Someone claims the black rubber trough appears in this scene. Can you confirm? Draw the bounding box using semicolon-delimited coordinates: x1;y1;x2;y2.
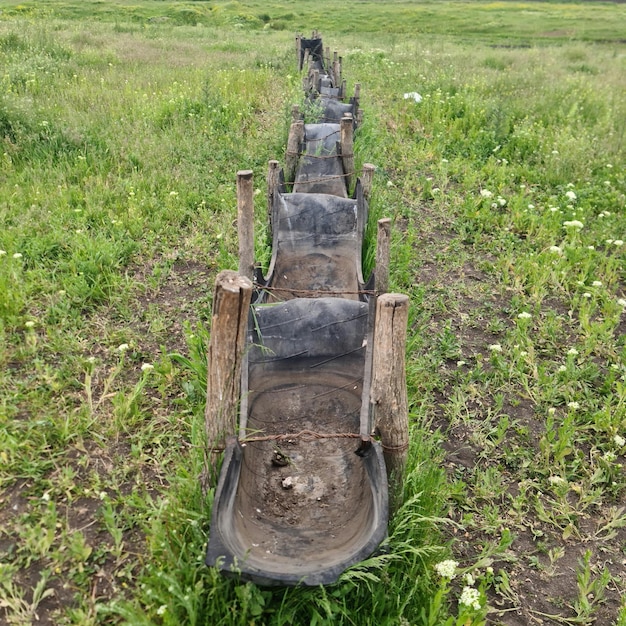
206;297;388;586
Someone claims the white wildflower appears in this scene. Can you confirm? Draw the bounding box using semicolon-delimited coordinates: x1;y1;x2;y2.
488;343;502;352
13;252;23;259
141;363;154;372
156;605;167;616
549;245;562;255
563;220;583;230
498;197;506;206
567;401;580;410
582;292;591;299
24;321;35;329
434;559;458;579
403;92;422;103
592;281;602;287
548;475;566;486
550;206;559;213
614;240;624;247
558;365;567;372
617;298;626;307
604;451;617;462
567;348;579;356
480;189;493;198
565;190;577;201
614;435;625;448
0;250;6;256
606;239;614;245
528;204;535;210
517;312;532;320
587;246;595;250
548;408;556;415
117;343;129;353
459;586;481;611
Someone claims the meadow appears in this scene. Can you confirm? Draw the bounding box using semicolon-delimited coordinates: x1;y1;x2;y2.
0;0;625;624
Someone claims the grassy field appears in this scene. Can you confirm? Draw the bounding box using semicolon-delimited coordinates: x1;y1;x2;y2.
1;1;625;624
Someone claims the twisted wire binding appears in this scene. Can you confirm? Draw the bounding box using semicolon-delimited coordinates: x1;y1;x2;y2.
254;283;375;297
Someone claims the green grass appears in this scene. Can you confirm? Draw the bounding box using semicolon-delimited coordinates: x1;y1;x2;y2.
1;1;625;625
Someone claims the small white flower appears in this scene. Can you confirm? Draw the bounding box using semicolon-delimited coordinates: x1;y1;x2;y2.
519;350;528;357
567;348;579;356
614;435;625;448
87;356;96;364
432;187;440;193
58;290;66;295
386;180;394;188
0;250;6;256
565;190;577;201
488;343;502;352
563;220;584;230
25;321;35;329
441;158;449;163
156;605;167;616
517;312;532;320
459;586;481;611
42;492;50;501
498;197;506;206
528;204;535;210
567;401;580;410
548;475;566;486
617;298;626;307
606;164;613;168
456;360;466;367
99;491;107;500
550;206;559;213
434;560;458;579
549;245;562;255
614;240;624;247
592;281;602;287
604;451;617;462
582;292;591;298
558;365;567;372
464;573;475;586
403;92;422;102
480;189;493;198
552;150;559;155
169;191;178;197
587;246;595;250
13;252;23;259
117;343;129;352
606;239;614;245
548;408;556;415
141;363;154;372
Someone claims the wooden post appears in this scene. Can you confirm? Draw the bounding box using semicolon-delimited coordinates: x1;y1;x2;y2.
333;51;339;86
371;293;410;513
340;79;347;100
376;218;391;294
312;68;319;93
267;159;280;232
205;270;253;478
296;35;302;70
353;83;361;107
340;114;354;193
361;163;376;200
291;104;301;122
237;170;254;280
286;120;304;184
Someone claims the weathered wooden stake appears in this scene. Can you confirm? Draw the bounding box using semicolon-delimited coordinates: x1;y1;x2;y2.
376;218;391;294
371;293;410;514
361;163;376;201
286;119;304;184
312;68;319;93
340;114;354;193
237;170;254;280
267;159;280;230
291;104;301;122
296;35;302;70
205;270;253;480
